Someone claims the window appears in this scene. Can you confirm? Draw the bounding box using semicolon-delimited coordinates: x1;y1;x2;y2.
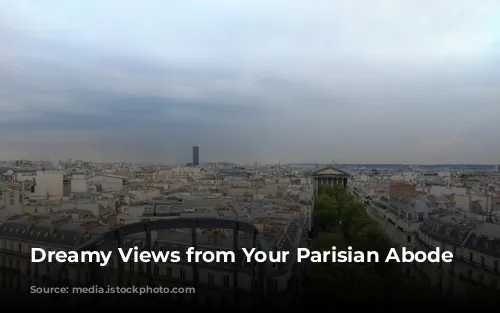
407;236;411;243
494;261;498;272
480;256;485;266
479;274;484;284
208;273;214;285
138;262;143;272
129;260;134;272
153;265;159;275
469;252;473;261
166;267;172;278
223;275;230;287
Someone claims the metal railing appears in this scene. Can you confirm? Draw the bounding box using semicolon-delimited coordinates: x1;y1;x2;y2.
51;218;285;308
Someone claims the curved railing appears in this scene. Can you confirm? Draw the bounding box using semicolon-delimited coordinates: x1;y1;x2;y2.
52;218;277;306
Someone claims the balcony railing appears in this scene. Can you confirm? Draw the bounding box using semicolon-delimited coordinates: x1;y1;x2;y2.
453;255;500;277
416;237;500;277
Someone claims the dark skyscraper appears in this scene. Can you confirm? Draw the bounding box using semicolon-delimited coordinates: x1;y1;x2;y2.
192;146;199;166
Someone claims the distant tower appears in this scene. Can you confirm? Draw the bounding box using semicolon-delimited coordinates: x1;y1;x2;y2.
192;146;199;166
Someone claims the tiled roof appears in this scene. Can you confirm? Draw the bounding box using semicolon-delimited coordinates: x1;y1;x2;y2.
0;215;110;248
421;216;500;258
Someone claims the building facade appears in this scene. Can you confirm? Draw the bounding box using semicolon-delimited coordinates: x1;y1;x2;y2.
0;214;307;308
311;166;349;200
416;214;500;297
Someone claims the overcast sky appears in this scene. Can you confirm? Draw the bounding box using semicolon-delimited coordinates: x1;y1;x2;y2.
0;0;499;164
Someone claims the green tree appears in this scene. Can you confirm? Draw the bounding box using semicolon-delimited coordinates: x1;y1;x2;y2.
313;208;339;232
318;184;335;198
314;193;334;211
311;232;346;250
304;184;443;307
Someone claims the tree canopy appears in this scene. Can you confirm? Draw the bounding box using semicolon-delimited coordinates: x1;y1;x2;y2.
302;185;447;307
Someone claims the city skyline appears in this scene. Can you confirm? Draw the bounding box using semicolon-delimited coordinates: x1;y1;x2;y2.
0;0;499;164
1;157;499;167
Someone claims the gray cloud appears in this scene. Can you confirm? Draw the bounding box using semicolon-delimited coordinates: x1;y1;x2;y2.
0;0;499;164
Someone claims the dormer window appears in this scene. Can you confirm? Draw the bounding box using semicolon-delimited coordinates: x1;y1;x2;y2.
484;240;489;249
445;228;452;235
472;238;477;245
36;232;40;236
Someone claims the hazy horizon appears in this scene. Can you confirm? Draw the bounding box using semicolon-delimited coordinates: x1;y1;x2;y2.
1;0;499;164
2;159;498;166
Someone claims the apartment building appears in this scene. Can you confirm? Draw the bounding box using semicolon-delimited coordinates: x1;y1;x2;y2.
0;212;306;308
87;175;124;192
416;212;500;297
